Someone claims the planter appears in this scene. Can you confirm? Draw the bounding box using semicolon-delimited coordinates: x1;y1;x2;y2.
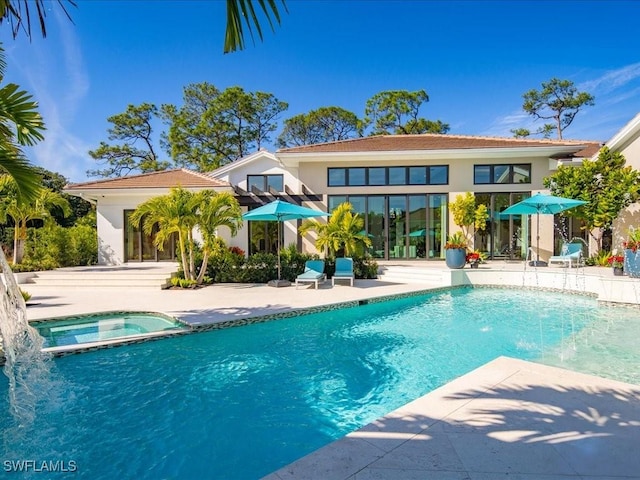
624;249;640;278
469;262;479;269
613;266;624;276
445;248;467;269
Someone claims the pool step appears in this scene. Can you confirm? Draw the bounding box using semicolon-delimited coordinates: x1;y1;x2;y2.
26;265;178;289
377;265;447;285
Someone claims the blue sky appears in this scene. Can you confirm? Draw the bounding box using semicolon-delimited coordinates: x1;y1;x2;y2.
2;0;640;183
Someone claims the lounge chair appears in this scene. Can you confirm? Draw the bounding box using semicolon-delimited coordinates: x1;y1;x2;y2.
548;243;584;267
332;257;354;286
295;260;326;289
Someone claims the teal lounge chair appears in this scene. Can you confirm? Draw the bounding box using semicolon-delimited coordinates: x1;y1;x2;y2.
332;257;354;286
295;260;326;289
548;243;584;268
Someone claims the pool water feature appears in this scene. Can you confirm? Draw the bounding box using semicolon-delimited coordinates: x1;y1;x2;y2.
1;288;637;479
31;313;188;349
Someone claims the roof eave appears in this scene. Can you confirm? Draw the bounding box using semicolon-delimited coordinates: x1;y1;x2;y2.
605;112;640;155
277;145;589;167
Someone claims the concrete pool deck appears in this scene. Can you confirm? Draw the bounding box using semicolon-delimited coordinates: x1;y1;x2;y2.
265;356;640;480
19;261;640;479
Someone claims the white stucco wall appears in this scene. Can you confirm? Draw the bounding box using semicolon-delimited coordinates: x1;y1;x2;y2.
611;127;640;252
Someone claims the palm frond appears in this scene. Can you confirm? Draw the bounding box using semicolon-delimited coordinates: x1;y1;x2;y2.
224;0;287;53
0;146;42;202
0;0;76;39
0;83;46;145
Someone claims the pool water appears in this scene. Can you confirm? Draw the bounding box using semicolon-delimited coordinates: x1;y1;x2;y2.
1;288;638;479
32;313;186;348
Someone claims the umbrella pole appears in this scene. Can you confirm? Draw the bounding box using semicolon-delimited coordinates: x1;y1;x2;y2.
277;220;281;280
269;217;291;287
530;211;547;267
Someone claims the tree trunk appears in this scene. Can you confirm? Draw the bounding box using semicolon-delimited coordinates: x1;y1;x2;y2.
12;223;26;264
177;232;190;281
196;251;210;285
12;239;24;264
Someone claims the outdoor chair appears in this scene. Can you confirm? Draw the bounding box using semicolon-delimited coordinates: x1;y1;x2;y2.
295;260;326;289
548;243;584;268
332;257;354;286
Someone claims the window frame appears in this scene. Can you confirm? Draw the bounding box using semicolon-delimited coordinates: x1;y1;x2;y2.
474;164;531;185
328;165;450;187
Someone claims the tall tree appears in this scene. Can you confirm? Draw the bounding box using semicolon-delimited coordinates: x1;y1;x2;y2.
162;83;287;171
130;187;242;285
33;166;92;226
544;147;640;249
194;190;242;284
521;78;595;140
277;106;361;148
364;89;449;135
87;103;170;178
0;175;71;263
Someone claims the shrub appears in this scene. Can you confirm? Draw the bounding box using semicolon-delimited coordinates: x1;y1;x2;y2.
18;222;97;270
588;250;611;267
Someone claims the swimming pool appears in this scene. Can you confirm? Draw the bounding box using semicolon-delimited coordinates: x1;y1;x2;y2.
31;312;188;349
2;288;638;479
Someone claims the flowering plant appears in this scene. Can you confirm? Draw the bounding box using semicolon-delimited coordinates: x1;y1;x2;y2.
623;227;640;252
465;250;485;264
607;255;624;268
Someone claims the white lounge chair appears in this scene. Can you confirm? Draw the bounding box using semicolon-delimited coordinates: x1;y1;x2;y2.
548;243;584;267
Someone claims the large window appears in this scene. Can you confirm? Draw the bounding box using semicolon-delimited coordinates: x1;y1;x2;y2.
247;174;284;193
328;166;449;187
474;164;531;184
328;194;448;260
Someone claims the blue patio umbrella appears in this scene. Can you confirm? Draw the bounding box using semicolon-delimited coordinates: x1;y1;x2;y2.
242;199;329;286
501;193;586;266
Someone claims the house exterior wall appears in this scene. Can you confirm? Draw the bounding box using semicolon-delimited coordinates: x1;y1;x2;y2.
96;196;139;264
294;154;556;260
612;131;640;251
215;154;299;194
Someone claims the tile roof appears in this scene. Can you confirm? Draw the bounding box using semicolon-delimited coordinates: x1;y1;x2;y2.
66;169;229;190
278;133;602;156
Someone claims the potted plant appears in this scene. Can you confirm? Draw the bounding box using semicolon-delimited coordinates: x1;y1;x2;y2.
444;232;468;269
623;227;640;278
466;249;486;269
607;254;624;276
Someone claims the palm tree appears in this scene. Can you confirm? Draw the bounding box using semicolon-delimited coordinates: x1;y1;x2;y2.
130;187;199;281
0;43;44;202
194;190;242;284
130;187;242;284
300;202;372;257
0;176;71;263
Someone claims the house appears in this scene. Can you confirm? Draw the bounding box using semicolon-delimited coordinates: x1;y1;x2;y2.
65;169;231;264
605;113;640;250
66;134;605;265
